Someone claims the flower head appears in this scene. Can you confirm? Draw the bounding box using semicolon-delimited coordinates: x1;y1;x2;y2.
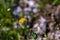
19;18;26;24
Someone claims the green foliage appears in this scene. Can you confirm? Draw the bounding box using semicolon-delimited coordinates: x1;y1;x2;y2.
31;31;38;39
0;0;17;39
0;30;18;40
0;0;15;28
52;0;60;5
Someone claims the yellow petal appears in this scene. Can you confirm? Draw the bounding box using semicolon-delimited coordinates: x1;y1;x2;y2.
19;18;26;24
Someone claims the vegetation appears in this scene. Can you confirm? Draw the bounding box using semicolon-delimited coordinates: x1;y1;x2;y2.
0;0;60;40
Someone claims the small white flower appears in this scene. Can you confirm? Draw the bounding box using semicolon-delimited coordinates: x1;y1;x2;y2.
2;27;10;31
37;36;42;40
7;8;10;11
33;8;38;13
43;37;46;40
55;30;60;40
48;32;54;39
28;0;35;8
13;22;18;29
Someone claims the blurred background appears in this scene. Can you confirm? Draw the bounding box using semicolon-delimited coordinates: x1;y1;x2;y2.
0;0;60;40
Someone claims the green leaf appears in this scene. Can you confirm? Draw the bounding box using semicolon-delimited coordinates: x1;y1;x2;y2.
31;31;37;39
52;0;60;5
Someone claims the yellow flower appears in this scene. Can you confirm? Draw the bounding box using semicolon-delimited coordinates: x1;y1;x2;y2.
19;18;26;24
